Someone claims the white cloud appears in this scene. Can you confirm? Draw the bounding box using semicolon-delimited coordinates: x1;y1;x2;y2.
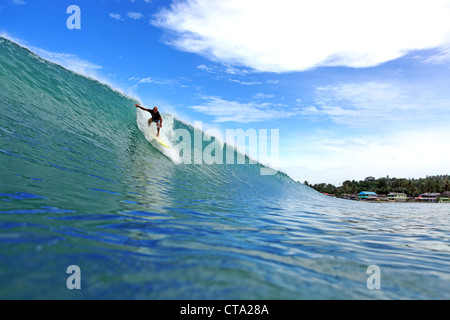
109;13;124;21
13;0;26;5
281;127;450;185
253;93;274;99
197;64;212;72
127;12;144;20
196;63;250;75
228;78;262;85
138;77;156;83
421;46;450;64
153;0;450;72
283;80;450;183
223;65;249;75
300;81;450;127
190;96;296;123
136;76;174;85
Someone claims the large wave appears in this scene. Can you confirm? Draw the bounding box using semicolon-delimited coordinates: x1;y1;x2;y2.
2;37;449;300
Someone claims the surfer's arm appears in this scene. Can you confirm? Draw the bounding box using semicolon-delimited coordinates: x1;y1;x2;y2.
134;104;149;112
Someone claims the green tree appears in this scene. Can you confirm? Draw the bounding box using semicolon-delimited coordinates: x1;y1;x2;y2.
375;178;389;195
305;174;449;198
443;178;450;192
425;179;438;192
342;180;352;194
406;179;417;197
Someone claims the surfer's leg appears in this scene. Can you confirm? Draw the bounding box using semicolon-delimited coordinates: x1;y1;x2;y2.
148;118;153;126
156;122;161;137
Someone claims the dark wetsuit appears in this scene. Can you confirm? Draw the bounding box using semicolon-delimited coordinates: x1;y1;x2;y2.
148;109;161;122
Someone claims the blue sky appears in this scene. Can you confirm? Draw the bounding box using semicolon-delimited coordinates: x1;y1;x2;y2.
1;0;450;185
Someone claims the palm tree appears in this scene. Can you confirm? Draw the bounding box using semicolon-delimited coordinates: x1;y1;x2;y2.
406;179;417;197
442;178;450;192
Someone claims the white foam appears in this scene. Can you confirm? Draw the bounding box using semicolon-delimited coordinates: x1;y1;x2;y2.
136;108;181;164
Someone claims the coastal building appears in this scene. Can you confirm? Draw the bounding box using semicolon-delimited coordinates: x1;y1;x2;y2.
430;193;441;202
416;193;428;201
364;176;376;181
358;191;378;201
323;193;336;198
439;191;450;203
417;193;441;202
387;192;407;202
343;194;358;200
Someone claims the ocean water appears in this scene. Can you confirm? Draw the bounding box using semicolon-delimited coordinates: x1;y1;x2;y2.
1;37;449;300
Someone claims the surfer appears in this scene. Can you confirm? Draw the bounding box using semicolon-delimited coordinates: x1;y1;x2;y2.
135;104;163;137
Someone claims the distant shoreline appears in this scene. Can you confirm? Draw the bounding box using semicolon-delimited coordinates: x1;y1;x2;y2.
304;175;450;203
342;199;448;204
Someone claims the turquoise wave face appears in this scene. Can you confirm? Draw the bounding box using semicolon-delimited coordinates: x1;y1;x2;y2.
1;37;449;299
